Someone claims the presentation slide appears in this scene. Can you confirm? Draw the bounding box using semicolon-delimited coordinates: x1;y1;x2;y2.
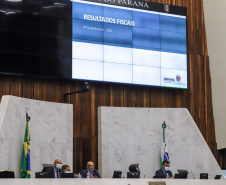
72;0;187;89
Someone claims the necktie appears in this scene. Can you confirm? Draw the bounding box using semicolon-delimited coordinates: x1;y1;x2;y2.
90;173;92;178
56;170;60;178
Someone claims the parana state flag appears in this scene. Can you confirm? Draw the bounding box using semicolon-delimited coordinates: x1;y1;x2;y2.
21;114;31;178
160;121;169;168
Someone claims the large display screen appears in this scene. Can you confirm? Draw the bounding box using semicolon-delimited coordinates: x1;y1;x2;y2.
72;0;187;88
0;0;187;89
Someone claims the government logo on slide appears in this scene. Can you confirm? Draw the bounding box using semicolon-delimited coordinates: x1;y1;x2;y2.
176;75;181;82
164;4;170;12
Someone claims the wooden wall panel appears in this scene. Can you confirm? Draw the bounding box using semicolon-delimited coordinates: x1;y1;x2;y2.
0;0;221;172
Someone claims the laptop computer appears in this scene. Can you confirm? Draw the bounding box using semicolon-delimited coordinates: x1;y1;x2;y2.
200;173;208;179
174;173;187;179
61;173;74;178
35;172;49;178
127;172;140;178
153;174;167;178
112;171;122;178
214;175;221;179
0;170;15;178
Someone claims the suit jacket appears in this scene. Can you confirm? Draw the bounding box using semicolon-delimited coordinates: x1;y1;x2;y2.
155;168;173;178
42;167;64;178
80;169;101;178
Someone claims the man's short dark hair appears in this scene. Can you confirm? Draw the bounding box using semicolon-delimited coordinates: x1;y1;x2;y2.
62;164;69;170
162;160;170;165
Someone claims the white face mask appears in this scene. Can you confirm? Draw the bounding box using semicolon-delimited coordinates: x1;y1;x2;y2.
65;170;71;173
56;163;62;169
165;166;170;171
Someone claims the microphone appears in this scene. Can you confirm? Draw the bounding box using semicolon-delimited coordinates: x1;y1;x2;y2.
191;171;195;179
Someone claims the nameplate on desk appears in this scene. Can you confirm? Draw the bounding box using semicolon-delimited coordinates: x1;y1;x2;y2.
148;181;166;185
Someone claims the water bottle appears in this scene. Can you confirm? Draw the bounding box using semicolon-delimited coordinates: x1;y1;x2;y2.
122;172;126;178
78;173;81;178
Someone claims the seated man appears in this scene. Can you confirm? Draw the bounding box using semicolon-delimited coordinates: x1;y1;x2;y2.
62;164;71;173
42;159;64;178
80;161;101;178
155;160;173;179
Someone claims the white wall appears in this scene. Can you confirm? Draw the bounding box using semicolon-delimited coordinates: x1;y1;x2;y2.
98;107;223;179
203;0;226;149
0;95;73;178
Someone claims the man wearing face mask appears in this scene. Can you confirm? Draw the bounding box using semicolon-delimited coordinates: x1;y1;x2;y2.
62;164;71;173
42;159;64;178
80;161;101;178
155;160;174;179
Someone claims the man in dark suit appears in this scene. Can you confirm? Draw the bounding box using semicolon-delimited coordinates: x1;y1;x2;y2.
155;160;173;179
42;159;64;178
80;161;101;178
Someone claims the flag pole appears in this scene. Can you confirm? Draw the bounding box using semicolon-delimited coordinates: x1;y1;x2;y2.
21;112;31;178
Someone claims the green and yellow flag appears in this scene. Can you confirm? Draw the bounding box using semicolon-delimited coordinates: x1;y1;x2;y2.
21;114;31;178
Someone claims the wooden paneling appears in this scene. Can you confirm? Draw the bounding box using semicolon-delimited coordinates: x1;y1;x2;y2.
218;149;226;168
0;0;220;172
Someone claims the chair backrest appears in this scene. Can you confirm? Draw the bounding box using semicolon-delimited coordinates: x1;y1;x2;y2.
43;164;54;168
129;164;140;172
177;169;188;175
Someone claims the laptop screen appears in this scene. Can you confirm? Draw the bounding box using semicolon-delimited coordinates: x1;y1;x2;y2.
61;173;74;178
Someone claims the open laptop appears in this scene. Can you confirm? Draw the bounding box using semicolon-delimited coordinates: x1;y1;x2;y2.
177;169;188;178
112;171;122;178
127;172;140;178
0;170;15;178
177;169;188;175
35;172;50;178
61;173;74;178
200;173;208;179
214;175;221;179
174;173;187;179
153;174;167;178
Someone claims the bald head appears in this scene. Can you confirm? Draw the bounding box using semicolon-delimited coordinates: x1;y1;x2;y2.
54;159;62;169
86;161;94;172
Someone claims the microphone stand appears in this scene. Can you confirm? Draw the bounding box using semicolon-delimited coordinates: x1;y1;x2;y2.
63;82;90;103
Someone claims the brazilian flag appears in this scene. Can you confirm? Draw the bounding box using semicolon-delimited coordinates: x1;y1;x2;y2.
21;115;31;178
